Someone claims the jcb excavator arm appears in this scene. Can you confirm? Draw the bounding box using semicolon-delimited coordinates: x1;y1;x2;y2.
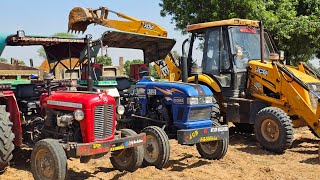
248;62;320;137
68;6;181;80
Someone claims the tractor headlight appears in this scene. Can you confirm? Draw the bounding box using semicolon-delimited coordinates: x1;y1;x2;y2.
205;96;213;104
117;105;125;115
74;109;84;121
187;97;198;105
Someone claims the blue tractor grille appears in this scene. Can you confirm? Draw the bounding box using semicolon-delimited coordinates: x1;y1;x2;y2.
94;105;114;139
188;107;211;120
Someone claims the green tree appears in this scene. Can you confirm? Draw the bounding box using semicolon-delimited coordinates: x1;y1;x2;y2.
96;56;112;66
0;58;7;63
149;65;160;78
160;0;320;64
17;60;25;65
172;50;180;61
37;32;76;59
124;59;144;76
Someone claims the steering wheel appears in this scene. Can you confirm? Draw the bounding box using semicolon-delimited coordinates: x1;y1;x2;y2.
33;85;46;94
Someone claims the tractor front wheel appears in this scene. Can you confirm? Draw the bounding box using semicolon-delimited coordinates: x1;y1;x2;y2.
0;105;15;172
141;126;170;169
31;139;67;180
254;107;294;153
196;122;228;160
110;129;144;172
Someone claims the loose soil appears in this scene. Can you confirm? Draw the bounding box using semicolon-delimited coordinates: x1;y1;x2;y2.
1;127;319;180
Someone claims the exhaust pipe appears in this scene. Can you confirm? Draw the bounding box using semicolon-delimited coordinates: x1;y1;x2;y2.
181;39;189;83
86;34;93;91
259;20;265;63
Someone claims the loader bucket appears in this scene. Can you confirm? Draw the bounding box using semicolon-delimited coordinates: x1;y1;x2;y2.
68;7;93;33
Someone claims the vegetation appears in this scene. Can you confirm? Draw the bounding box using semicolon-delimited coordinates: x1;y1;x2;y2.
124;59;159;78
96;56;112;66
0;58;7;63
160;0;320;64
124;59;143;76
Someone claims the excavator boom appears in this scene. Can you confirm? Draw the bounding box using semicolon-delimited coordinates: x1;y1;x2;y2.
68;6;167;36
68;6;180;80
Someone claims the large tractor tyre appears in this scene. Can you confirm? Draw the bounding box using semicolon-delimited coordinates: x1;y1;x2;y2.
31;139;67;180
141;126;170;169
254;107;294;153
110;129;144;172
0;105;15;172
234;123;254;134
196;122;228;160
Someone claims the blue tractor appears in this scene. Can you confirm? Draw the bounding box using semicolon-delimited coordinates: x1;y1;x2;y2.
88;31;229;169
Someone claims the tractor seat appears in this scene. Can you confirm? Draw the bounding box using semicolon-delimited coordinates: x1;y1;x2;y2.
116;77;131;91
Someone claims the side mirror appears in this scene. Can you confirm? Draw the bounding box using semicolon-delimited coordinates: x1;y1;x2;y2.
279;50;285;60
191;66;202;75
269;53;280;61
191;65;202;84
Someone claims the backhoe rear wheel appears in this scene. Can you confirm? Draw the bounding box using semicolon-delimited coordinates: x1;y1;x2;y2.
196;122;228;160
0;105;15;172
254;107;293;153
110;129;144;172
141;126;170;169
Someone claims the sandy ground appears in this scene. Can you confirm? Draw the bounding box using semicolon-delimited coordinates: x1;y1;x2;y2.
1;127;319;180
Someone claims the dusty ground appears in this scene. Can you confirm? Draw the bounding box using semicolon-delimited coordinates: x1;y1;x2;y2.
1;127;319;180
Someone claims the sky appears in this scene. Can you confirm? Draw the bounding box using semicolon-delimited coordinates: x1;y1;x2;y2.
0;0;188;66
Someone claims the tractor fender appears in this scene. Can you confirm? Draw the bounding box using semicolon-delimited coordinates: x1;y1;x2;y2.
187;74;221;93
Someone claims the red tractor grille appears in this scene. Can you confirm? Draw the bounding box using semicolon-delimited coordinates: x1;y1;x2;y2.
94;105;114;139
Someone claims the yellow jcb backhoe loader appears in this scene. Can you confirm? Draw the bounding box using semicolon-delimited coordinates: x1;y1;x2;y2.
177;19;320;154
68;6;181;80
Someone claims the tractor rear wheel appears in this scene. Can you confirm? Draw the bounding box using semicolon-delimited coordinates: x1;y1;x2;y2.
110;129;144;172
31;139;67;180
0;105;15;172
196;122;228;160
254;107;293;153
141;126;170;169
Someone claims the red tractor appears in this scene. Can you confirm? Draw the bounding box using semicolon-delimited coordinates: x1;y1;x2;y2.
0;31;146;180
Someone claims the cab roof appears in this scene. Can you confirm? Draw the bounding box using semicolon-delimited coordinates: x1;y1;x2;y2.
96;31;176;64
187;18;260;32
3;32;86;64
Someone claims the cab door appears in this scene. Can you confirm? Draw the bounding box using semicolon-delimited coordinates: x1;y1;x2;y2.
202;27;234;97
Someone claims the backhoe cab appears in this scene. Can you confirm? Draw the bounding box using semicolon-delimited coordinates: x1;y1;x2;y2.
184;19;320;153
185;19;277;98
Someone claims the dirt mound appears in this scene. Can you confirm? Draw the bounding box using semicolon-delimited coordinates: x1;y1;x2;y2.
1;127;319;180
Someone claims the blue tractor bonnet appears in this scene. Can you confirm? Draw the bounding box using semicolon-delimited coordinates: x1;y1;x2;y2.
137;77;213;97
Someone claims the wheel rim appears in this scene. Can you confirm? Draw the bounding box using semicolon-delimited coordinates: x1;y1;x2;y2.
144;134;160;163
199;141;218;154
113;148;133;167
261;118;280;142
35;149;55;179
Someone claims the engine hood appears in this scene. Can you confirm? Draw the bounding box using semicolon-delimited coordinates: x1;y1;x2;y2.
136;78;213;97
42;91;115;110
